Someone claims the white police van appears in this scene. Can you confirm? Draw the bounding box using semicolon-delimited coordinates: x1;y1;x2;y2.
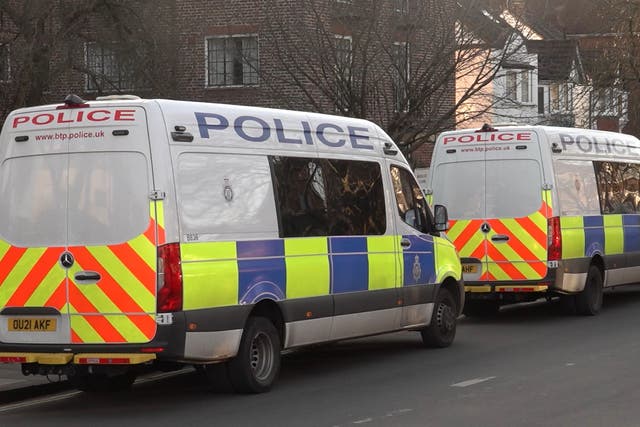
0;95;463;393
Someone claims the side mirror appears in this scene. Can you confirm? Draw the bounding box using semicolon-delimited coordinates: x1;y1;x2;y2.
434;204;449;232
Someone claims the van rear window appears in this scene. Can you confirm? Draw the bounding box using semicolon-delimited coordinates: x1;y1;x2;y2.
0;152;149;247
433;159;541;219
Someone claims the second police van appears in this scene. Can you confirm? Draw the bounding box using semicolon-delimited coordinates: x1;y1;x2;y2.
0;95;463;393
428;124;640;316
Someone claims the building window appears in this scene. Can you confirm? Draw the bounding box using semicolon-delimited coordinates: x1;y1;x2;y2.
537;87;545;114
85;43;135;91
550;83;560;112
391;42;409;112
394;0;409;14
0;44;9;81
335;35;352;80
506;70;531;103
206;35;258;87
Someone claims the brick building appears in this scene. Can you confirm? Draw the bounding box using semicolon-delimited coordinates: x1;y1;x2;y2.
0;0;456;168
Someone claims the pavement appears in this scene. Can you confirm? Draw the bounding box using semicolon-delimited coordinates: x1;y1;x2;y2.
0;363;72;404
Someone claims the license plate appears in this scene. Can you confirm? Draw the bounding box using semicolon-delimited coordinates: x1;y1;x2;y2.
8;317;57;332
462;264;478;274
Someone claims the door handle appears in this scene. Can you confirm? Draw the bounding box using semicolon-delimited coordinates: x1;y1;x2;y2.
74;271;101;284
491;234;510;242
400;238;411;248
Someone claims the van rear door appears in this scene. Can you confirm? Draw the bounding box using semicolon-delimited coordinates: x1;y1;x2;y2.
432;130;550;283
0;104;159;345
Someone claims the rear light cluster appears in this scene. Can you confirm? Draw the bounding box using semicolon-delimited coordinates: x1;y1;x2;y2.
547;216;562;261
157;243;183;313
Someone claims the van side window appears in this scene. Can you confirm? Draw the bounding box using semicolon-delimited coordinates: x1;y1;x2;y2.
554;159;600;216
594;161;640;214
271;156;386;237
390;165;431;233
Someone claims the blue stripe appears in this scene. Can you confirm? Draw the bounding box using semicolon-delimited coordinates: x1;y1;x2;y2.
402;235;436;286
624;225;640;252
583;215;603;227
330;237;368;293
584;227;604;257
622;215;640;226
237;239;284;258
238;258;286;304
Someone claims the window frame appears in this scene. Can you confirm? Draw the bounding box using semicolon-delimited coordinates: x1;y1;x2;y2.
205;34;259;88
84;42;136;92
391;41;410;112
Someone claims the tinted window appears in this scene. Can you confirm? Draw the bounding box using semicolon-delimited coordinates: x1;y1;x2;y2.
0;152;149;247
432;161;485;219
271;157;386;237
594;161;640;214
554;160;600;216
485;159;541;218
390;165;431;233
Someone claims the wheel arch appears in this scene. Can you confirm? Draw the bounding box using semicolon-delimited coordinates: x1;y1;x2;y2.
247;299;285;349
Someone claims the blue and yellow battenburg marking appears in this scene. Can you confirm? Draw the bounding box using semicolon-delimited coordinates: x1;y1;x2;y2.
560;214;638;259
180;235;439;310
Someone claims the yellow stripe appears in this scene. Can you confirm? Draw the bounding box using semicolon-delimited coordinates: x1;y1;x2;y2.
181;242;239;309
85;246;155;312
285;238;329;298
498;218;546;259
0;247;46;306
604;215;624;254
0;240;11;261
69;312;105;343
102;315;149;343
127;233;156;270
25;266;66;307
367;236;396;290
560;216;585;259
487;261;511;281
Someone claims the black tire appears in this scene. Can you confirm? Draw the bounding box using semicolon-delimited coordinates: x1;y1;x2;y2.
227;316;281;393
463;300;500;318
575;265;603;316
421;287;457;348
69;372;136;392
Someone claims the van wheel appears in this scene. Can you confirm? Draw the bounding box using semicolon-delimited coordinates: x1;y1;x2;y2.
227;316;281;393
463;300;500;318
421;288;457;348
575;265;603;316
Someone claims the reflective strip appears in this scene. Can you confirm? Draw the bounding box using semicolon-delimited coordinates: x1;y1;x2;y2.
433;237;462;283
284;238;329;298
604;215;624;254
366;236;397;290
560;216;585;259
181;241;239;310
465;285;491;293
0;353;73;364
495;285;548;292
74;353;156;365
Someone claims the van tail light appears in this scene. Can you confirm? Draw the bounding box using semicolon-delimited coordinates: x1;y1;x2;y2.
547;216;562;261
157;243;183;313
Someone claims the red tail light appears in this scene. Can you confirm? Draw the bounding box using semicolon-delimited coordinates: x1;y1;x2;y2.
547;216;562;261
157;243;183;312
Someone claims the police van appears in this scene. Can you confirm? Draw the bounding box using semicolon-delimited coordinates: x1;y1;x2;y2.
427;124;640;317
0;95;463;393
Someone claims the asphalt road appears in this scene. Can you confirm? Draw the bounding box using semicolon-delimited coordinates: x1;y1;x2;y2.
2;287;640;427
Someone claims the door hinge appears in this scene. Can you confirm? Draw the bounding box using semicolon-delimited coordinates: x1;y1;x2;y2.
149;190;166;201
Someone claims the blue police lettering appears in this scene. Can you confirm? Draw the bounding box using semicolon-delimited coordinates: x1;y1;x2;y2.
559;133;640;156
235;116;270;142
194;112;374;150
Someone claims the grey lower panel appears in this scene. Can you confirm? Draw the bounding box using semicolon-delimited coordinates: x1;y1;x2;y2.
183;329;242;361
331;307;401;341
284;317;333;348
604;265;640;287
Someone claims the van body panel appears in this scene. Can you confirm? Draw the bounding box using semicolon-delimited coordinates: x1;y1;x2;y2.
0;98;463;383
0;106;158;345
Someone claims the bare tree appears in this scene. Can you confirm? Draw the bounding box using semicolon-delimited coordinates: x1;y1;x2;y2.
254;0;533;161
0;0;176;116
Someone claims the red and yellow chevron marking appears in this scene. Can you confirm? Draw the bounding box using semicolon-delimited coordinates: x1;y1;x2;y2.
448;195;552;282
0;201;166;344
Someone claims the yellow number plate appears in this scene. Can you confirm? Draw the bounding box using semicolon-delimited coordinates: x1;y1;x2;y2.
8;318;57;332
462;264;478;274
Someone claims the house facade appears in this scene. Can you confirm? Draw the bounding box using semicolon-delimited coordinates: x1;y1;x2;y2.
0;0;456;168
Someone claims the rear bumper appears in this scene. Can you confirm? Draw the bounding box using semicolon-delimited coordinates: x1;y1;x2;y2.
464;268;559;302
